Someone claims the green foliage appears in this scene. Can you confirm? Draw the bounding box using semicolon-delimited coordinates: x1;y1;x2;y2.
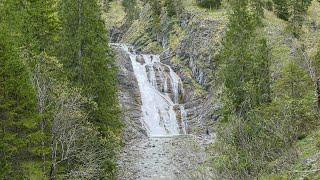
272;0;312;36
196;0;222;9
215;2;318;174
0;5;39;178
220;0;270;118
265;0;273;11
22;0;59;55
164;0;183;17
1;0;122;178
272;0;290;20
317;132;320;149
150;0;162;34
250;0;265;20
289;0;313;37
123;0;139;21
213;0;316;178
165;0;176;17
58;0;122;177
215;60;317;179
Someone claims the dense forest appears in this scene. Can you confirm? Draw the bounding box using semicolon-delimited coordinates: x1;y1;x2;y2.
1;0;320;179
0;0;121;179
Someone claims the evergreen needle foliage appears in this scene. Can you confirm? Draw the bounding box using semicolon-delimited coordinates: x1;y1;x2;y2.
0;0;122;179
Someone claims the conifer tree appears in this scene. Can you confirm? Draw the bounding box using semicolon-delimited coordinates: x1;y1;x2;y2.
196;0;222;9
58;0;122;175
250;0;265;20
289;0;312;37
22;0;59;56
123;0;139;23
221;0;271;118
273;0;312;36
215;1;272;176
164;0;183;17
1;0;122;178
165;0;175;17
272;0;290;20
150;0;162;35
0;1;39;178
21;0;60;174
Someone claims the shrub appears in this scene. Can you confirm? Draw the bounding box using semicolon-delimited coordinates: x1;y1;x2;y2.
265;0;273;11
196;0;222;9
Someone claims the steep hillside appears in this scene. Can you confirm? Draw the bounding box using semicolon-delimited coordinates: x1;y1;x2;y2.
105;0;320;179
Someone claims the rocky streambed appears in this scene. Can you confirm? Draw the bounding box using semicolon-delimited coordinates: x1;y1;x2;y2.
117;135;213;180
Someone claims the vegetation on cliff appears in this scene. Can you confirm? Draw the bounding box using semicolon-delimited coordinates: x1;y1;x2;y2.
1;0;320;179
109;0;320;179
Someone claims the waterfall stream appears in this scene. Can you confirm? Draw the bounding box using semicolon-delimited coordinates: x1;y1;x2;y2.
114;44;187;137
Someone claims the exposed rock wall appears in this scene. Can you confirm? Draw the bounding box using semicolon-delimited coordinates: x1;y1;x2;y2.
176;12;225;87
161;10;226;135
113;1;227;136
114;47;147;141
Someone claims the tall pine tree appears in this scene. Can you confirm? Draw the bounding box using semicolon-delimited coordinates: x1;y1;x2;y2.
0;1;39;178
21;0;60;175
58;0;122;175
221;0;270;118
214;0;273;178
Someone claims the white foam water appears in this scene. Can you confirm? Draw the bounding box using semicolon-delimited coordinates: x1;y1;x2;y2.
113;44;186;137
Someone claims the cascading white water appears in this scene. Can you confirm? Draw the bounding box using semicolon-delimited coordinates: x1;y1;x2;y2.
114;44;187;137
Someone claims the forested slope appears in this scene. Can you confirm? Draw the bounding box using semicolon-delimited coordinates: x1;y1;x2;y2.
1;0;320;179
0;0;122;179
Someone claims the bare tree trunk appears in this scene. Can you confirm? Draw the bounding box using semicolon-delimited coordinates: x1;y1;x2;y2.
34;63;48;173
49;163;56;180
50;138;58;180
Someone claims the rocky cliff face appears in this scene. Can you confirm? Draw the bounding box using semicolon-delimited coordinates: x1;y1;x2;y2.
128;8;226;136
110;2;227;136
114;46;147;140
175;11;225;87
167;10;226;134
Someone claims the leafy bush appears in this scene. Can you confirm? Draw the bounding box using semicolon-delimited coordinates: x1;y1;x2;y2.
272;0;290;21
196;0;222;9
265;0;273;11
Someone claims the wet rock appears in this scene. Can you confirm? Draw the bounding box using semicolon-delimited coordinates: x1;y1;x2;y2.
136;55;145;65
112;46;147;141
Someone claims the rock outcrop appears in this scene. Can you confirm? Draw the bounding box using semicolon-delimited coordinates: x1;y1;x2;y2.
114;3;227;136
114;46;147;141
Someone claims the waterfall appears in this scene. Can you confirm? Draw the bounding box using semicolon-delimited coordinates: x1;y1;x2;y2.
113;44;187;137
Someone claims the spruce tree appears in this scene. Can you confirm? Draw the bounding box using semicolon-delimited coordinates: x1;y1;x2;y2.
289;0;312;37
123;0;139;21
164;0;183;17
150;0;162;35
250;0;265;20
215;1;272;177
22;0;59;56
0;1;39;178
58;0;122;176
122;0;139;30
221;0;270;118
21;0;60;174
165;0;175;17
